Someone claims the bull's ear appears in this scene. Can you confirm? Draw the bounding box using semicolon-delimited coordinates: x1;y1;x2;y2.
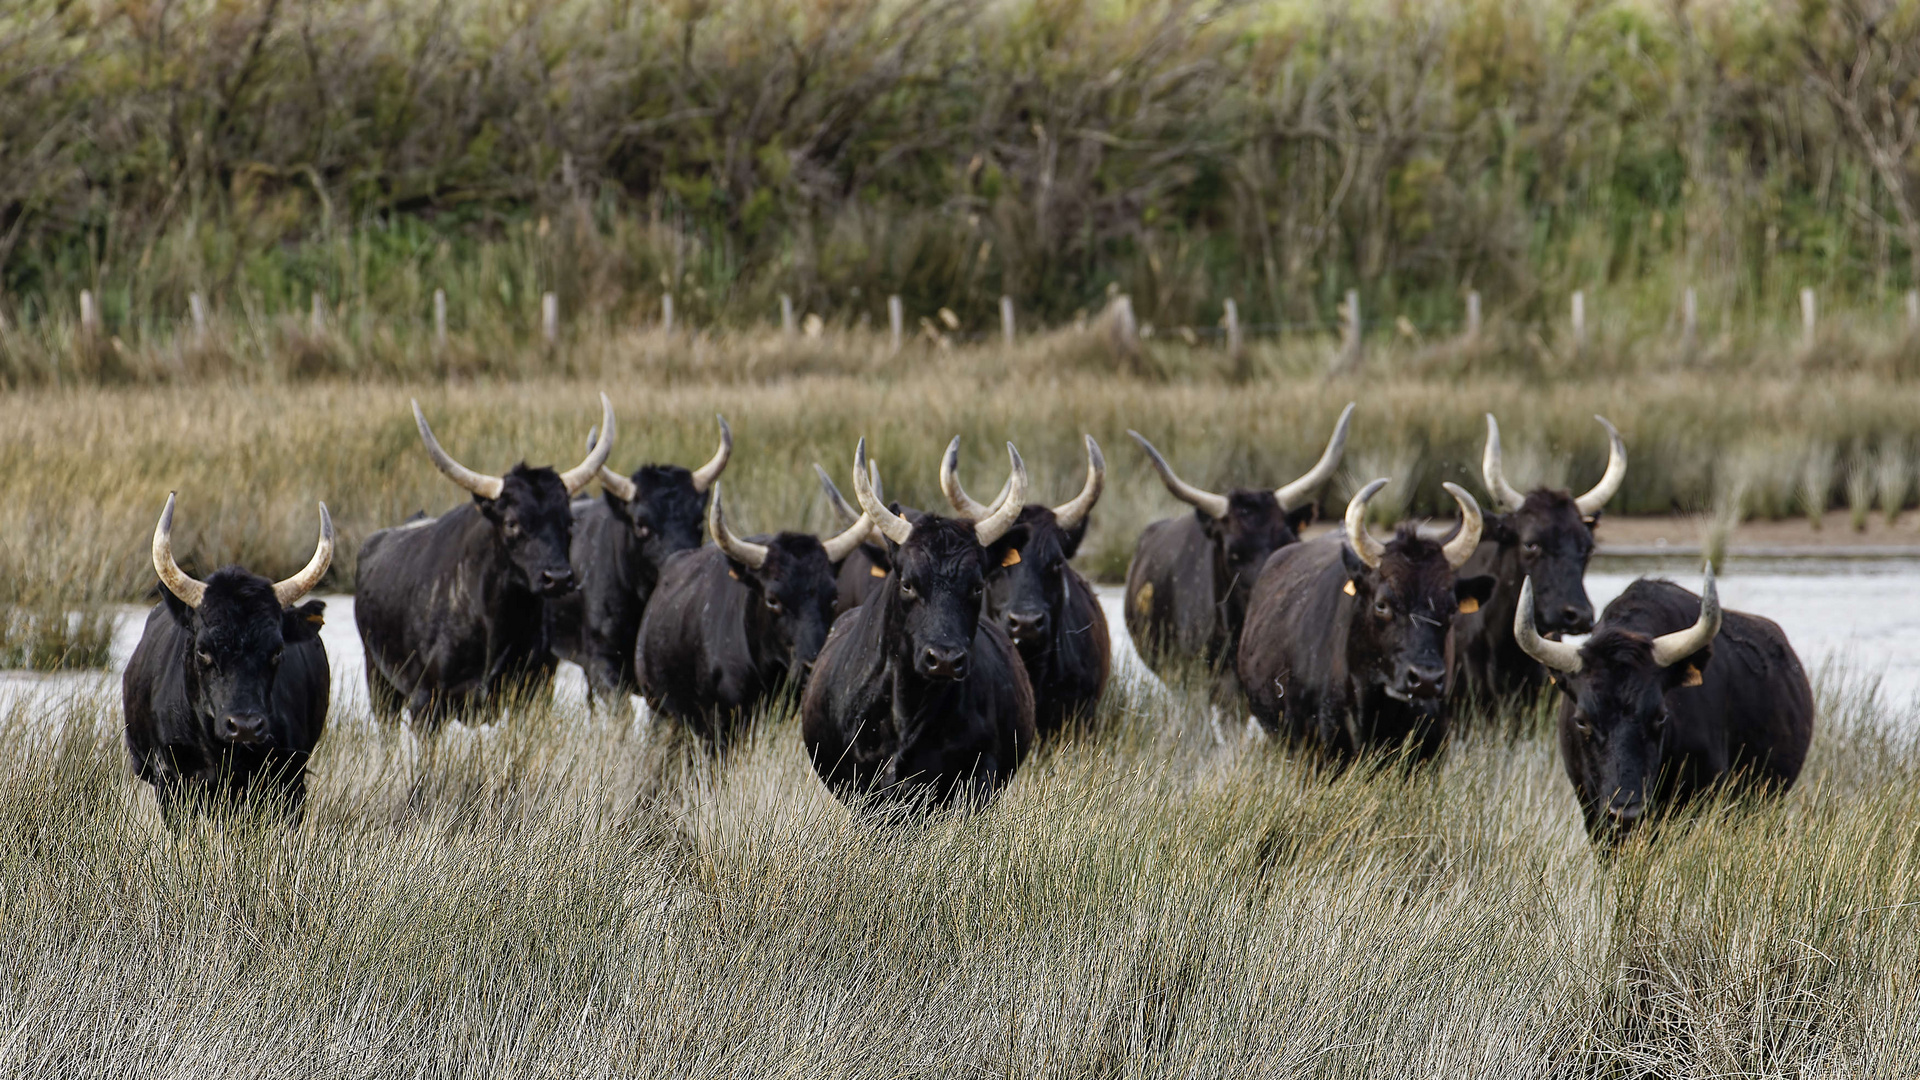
1058;517;1090;559
1582;509;1604;531
602;488;633;523
281;600;327;643
1338;541;1369;584
1284;503;1317;533
1662;643;1713;691
862;540;892;570
1455;575;1496;610
160;583;194;627
476;493;502;520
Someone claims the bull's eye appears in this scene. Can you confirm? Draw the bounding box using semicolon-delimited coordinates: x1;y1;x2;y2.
899;583;918;601
1523;542;1542;556
271;647;285;665
502;520;522;538
195;649;214;668
765;596;783;614
1652;710;1669;729
1572;713;1593;737
969;583;983;600
1372;598;1392;620
636;525;651;539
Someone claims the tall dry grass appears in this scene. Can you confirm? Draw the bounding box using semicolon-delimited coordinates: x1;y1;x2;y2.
2;656;1916;1075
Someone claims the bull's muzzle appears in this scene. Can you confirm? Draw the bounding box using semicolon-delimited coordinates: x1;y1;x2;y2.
1005;608;1049;644
917;645;970;682
220;712;271;747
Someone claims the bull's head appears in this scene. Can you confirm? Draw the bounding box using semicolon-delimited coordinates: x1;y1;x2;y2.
1480;414;1628;635
1516;567;1720;842
152;493;332;750
852;437;1027;682
707;482;871;683
590;414;730;572
413;394;615;597
1130;403;1354;628
940;434;1103;648
1340;480;1495;707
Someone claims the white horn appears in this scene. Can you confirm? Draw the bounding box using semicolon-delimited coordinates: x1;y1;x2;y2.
815;463;862;528
1574;414;1628;516
820;511;873;563
690;415;733;493
1275;402;1356;511
1051;434;1106;529
558;393;617;495
853;439;912;545
707;483;769;570
272;502;334;606
1481;414;1528;513
1128;430;1228;519
1343;478;1390;569
1651;564;1722;668
1440;482;1484;570
973;444;1029;546
940;437;999;520
1514;576;1584;673
586;426;635;502
151;492;207;609
413;400;504;500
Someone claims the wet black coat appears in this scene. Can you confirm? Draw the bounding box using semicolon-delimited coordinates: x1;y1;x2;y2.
1453;490;1600;703
123;571;329;822
1123;495;1313;687
1238;532;1494;765
979;506;1109;735
1554;579;1813;846
802;517;1036;810
355;467;577;726
833;543;891;617
636;536;839;749
549;465;709;711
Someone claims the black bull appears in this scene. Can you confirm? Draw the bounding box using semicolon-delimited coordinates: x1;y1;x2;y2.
1517;572;1814;847
123;496;333;821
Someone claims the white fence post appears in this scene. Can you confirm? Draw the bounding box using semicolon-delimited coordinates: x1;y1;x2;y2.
433;289;447;349
1465;290;1481;342
1224;298;1242;358
1570;290;1586;350
310;292;326;335
1800;287;1816;349
661;294;675;336
1000;295;1015;347
780;293;795;336
888;295;904;354
1332;289;1362;373
190;292;208;347
79;290;97;334
1682;286;1697;349
542;292;559;345
1907;289;1919;332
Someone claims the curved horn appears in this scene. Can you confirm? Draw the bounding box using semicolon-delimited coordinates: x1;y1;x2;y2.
586;426;636;502
1651;564;1721;668
1051;434;1106;529
1343;478;1391;569
973;444;1029;546
1514;576;1584;673
815;463;862;528
151;492;208;609
1574;414;1629;516
1275;402;1356;511
558;393;617;495
820;511;873;563
413;400;504;500
1439;482;1484;570
1128;430;1228;519
940;437;998;520
690;415;733;493
707;483;769;570
272;502;334;606
1481;414;1528;513
853;438;912;545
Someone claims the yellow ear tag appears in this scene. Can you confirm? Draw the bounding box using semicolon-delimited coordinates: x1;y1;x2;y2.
727;569;738;581
1681;665;1703;687
1457;597;1479;614
869;565;887;579
305;613;325;626
1342;580;1356;596
1001;548;1022;568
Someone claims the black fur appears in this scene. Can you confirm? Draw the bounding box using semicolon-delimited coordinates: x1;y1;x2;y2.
977;505;1110;737
122;568;329;823
1453;489;1599;704
802;516;1036;810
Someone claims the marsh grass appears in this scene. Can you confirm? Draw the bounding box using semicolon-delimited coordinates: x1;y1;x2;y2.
2;656;1915;1076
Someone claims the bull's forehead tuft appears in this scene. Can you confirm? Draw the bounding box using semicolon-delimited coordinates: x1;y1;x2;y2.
1373;529;1456;598
899;517;987;575
1515;489;1593;535
195;569;287;642
498;464;573;511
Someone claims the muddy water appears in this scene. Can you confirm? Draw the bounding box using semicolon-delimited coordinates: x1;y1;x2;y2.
4;558;1914;722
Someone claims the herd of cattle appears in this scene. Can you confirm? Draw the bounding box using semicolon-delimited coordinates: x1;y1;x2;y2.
122;398;1814;847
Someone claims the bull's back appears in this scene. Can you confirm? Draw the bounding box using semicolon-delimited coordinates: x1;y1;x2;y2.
636;546;751;715
1238;536;1350;732
834;547;887;617
1124;515;1215;672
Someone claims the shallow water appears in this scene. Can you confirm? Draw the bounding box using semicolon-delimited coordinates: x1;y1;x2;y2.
3;558;1912;722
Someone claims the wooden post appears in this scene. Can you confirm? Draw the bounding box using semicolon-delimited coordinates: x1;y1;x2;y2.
1224;298;1242;359
310;292;326;335
1111;295;1138;352
780;293;795;336
79;290;97;334
1570;290;1586;351
661;294;674;335
1333;289;1362;373
1801;287;1816;349
433;289;447;349
1465;290;1481;342
542;292;559;345
1681;286;1697;350
1906;289;1917;333
888;295;904;354
1000;295;1015;347
189;292;208;346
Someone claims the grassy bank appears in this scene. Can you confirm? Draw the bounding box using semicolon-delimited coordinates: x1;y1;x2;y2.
5;0;1920;341
2;661;1916;1075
